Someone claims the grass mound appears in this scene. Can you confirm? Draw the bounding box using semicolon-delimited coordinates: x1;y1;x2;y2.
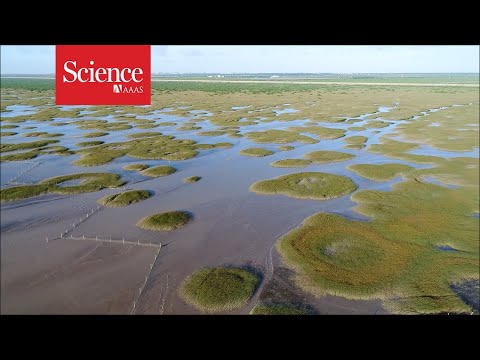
278;145;294;151
76;141;104;147
303;150;355;163
347;163;414;181
97;190;151;207
184;176;201;183
82;131;109;138
123;163;149;171
270;159;312;168
250;172;357;200
140;165;176;177
239;148;274;157
245;130;318;144
136;210;192;231
0;172;125;202
179;267;259;313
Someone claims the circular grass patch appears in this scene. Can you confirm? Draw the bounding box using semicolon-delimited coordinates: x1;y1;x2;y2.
136;210;192;231
250;172;357;200
97;190;151;207
271;159;312;168
184;176;201;183
123;163;149;171
303;150;355;164
277;212;418;298
140;165;176;177
179;267;259;313
239;148;274;157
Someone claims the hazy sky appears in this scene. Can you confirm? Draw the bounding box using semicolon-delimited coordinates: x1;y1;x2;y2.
1;45;478;74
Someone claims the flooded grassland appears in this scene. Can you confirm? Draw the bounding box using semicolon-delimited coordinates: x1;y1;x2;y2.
1;82;478;314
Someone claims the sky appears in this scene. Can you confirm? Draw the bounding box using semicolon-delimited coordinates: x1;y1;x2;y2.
1;45;478;74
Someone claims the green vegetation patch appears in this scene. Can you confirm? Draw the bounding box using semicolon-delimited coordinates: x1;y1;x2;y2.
288;125;345;139
76;141;104;147
270;159;312;168
83;131;109;138
250;172;357;200
127;132;163;139
179;267;259;313
365;120;391;128
0;125;19;129
1;139;59;153
278;145;294;151
184;176;201;183
239;148;274;157
343;136;368;147
123;163;149;171
348;163;414;181
140;165;177;177
23;131;63;138
251;302;309;315
0;131;17;136
97;190;151;207
197;130;227;137
245;130;318;144
0;172;125;202
136;210;192;231
277;176;479;314
303;150;355;163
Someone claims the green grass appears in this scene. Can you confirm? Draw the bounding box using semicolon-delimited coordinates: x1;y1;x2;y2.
277;176;479;314
76;141;104;147
250;302;309;315
250;172;357;200
1;150;41;161
303;150;355;163
157;122;177;126
23;131;63;138
184;176;201;183
347;163;414;181
270;159;312;168
288;125;345;139
0;172;125;202
127;132;163;139
0;131;16;136
82;132;109;138
0;125;19;129
72;149;126;167
348;126;367;131
136;210;192;231
239;148;274;157
1;139;59;153
365;120;391;129
245;130;318;144
278;145;294;151
123;163;149;171
140;165;176;177
343;136;368;148
197;130;227;137
179;267;259;313
97;190;151;207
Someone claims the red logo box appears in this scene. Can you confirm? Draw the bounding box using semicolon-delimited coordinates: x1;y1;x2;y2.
56;45;151;105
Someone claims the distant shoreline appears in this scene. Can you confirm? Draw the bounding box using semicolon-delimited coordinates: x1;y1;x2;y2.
1;76;478;87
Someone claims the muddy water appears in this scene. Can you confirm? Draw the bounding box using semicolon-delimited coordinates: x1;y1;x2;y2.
1;102;477;314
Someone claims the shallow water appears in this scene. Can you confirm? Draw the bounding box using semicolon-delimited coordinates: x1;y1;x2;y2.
1;100;478;315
